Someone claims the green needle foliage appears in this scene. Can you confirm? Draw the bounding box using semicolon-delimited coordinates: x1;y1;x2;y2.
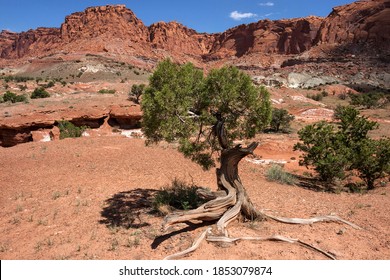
31;87;50;99
57;120;88;139
270;108;295;133
141;59;272;170
294;105;390;189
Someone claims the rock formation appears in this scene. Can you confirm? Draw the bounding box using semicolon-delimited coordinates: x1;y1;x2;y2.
1;1;389;67
315;0;390;52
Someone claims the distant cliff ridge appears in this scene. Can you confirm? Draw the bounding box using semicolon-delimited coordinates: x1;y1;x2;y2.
1;1;389;68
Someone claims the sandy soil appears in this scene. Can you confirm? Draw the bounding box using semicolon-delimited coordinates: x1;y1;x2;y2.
1;135;389;260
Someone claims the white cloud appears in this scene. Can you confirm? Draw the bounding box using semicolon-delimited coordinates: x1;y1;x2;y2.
259;2;274;7
230;11;258;21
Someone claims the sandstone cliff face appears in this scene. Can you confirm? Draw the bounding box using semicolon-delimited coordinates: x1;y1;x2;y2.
0;28;60;59
59;5;151;56
60;5;148;41
207;17;322;60
315;0;390;52
0;1;389;66
149;21;214;60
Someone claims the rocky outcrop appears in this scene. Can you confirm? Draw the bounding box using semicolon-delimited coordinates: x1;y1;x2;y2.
59;5;151;56
1;1;389;66
60;5;148;41
0;28;60;59
149;21;214;62
315;0;390;53
207;17;322;60
0;104;143;147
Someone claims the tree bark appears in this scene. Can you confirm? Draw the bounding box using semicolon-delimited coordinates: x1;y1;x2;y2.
162;141;265;233
162;121;360;260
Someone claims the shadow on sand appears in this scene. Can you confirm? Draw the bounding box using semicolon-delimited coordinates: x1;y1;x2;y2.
100;188;157;229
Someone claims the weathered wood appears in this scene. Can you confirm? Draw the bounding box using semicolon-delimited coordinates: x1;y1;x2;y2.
161;121;360;260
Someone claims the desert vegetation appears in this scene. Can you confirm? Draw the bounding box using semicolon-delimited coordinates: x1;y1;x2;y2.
31;87;50;99
57;120;88;139
0;1;389;261
294;105;390;190
140;59;362;259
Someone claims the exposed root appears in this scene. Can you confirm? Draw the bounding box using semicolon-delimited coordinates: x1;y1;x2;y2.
260;212;362;230
206;234;336;260
160;141;361;260
164;227;211;260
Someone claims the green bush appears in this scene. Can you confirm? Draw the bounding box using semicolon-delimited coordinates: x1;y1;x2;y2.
294;106;390;189
129;84;146;103
265;164;296;185
44;81;55;88
349;91;387;109
98;89;116;94
2;91;28;103
31;87;50;99
270;108;295;133
57;120;87;139
1;76;33;83
153;179;207;213
307;93;323;101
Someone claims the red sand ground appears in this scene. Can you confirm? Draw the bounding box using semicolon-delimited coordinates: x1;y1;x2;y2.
1;135;389;260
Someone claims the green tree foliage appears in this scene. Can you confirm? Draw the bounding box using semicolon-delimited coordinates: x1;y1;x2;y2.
141;59;271;169
1;91;28;103
349;91;387;109
31;87;50;99
270;108;295;133
153;179;208;213
129;84;146;104
352;138;390;189
294;106;390;189
57;120;87;139
294;121;350;183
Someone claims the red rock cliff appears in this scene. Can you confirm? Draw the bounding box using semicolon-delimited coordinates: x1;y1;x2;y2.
0;1;389;64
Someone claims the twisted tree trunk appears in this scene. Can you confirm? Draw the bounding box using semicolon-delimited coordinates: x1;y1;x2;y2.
162;121;361;260
162;143;259;233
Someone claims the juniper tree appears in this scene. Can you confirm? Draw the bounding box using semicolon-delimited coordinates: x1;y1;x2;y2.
141;59;360;260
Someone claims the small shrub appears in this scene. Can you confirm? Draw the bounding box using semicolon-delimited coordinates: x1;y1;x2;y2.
153;179;207;214
349;91;387;109
57;120;87;139
44;81;55;88
31;87;50;99
98;89;116;94
338;93;347;100
307;93;323;101
269;108;295;133
129;84;146;104
266;164;296;185
296;106;389;189
2;91;28;103
18;84;28;91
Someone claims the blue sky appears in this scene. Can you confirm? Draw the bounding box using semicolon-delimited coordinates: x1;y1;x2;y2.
1;0;356;33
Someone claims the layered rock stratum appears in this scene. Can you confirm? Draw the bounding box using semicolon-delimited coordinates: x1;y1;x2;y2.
0;1;389;70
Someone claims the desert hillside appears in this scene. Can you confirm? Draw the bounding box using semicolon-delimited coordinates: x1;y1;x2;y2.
0;1;389;260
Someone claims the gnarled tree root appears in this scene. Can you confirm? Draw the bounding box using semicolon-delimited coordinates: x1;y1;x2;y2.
161;142;361;260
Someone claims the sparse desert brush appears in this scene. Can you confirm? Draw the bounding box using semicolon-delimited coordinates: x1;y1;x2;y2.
31;87;50;99
98;89;116;94
265;164;296;185
1;91;28;103
57;120;88;139
152;179;207;214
